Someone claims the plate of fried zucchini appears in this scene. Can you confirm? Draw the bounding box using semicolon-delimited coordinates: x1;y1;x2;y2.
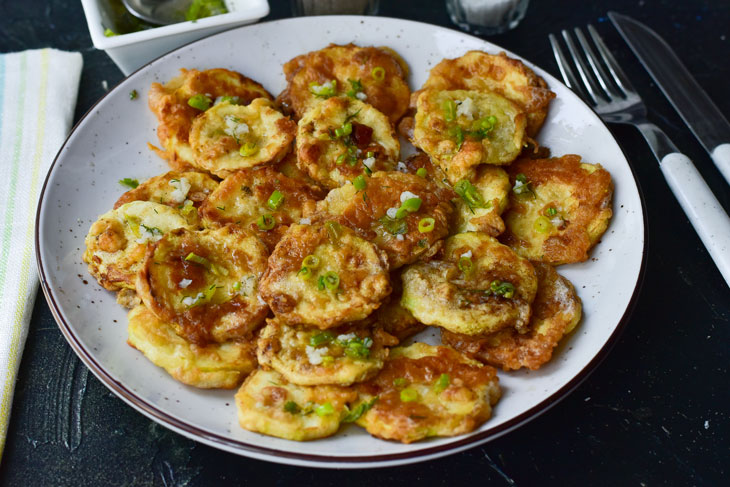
36;16;645;468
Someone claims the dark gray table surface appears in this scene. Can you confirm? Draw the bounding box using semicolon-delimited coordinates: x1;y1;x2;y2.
1;0;728;485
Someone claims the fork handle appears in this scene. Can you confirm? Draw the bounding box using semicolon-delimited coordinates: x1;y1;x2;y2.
636;123;730;287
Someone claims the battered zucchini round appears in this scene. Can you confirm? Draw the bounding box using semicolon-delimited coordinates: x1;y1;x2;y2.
418;51;555;136
259;223;391;329
441;263;582;371
401;232;538;335
114;171;219;227
364;271;425;343
296;96;399;189
451;165;511;236
354;342;501;444
199;166;324;250
315;171;455;268
189;99;296;177
148;68;272;170
500;154;613;264
235;368;357;441
278;43;410;124
83;201;192;291
256;319;395;386
127;305;257;389
413;89;527;184
135;225;269;346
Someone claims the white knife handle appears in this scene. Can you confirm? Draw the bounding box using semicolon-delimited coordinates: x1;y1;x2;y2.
661;152;730;287
711;143;730;186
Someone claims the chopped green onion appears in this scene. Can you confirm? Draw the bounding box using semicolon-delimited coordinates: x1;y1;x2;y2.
513;173;533;196
469;116;497;138
336;153;346;165
400;388;418;402
379;216;408;235
302;255;320;269
129;90;138;100
334;122;353;138
434;373;450;393
366;151;374;158
458;256;473;274
256;214;276;230
393;378;408;388
371;66;385;81
298;266;312;279
416;167;428;178
345;79;363;98
309;79;337;98
232;281;242;291
283;401;300;414
187;94;212;111
185;0;228;21
534;215;552;233
442;99;456;122
545;207;557;216
185;252;211;268
342;397;378;423
218;95;240;105
267;190;284;210
454;179;487;211
239;142;257;157
310;331;334;347
448;125;464;150
353;174;367;191
325;221;342;243
491;280;515;299
323;271;340;291
317;275;326;291
395;197;422;219
315;402;335;417
119;178;139;189
180;199;196;216
321;356;334;366
418;217;435;233
343;337;372;359
103;28;117;37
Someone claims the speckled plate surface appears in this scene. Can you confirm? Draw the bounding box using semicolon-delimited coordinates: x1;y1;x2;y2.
36;16;645;468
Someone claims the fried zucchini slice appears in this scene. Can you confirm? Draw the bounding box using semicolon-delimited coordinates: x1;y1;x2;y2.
148;68;272;170
278;43;410;124
127;305;257;388
451;165;511;236
296;96;399;189
401;232;538;335
235;368;357;441
500;154;613;264
259;223;391;329
315;171;455;268
365;271;425;343
136;225;269;346
418;51;555;136
354;342;500;444
114;171;219;227
189;99;296;177
257;319;396;386
441;263;581;371
199;166;324;250
413;89;526;184
83;201;191;291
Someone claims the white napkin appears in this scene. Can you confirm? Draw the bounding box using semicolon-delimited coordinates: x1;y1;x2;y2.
0;48;82;458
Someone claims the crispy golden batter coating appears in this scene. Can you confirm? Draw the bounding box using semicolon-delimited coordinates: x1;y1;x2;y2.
500;154;613;264
199;166;324;250
257;319;396;386
401;232;538;335
441;263;581;371
235;368;357;441
296;96;399;189
413;89;526;184
135;225;270;346
364;271;425;343
189;99;296;177
114;171;219;227
315;171;455;268
278;43;410;124
83;201;192;291
418;51;555;136
259;223;391;328
452;165;511;237
127;305;257;388
148;68;272;170
355;342;500;443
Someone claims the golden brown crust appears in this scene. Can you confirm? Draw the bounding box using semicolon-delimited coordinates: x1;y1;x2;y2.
417;51;555;136
441;263;582;370
500;154;613;264
364;271;425;343
278;43;410;124
199;166;324;250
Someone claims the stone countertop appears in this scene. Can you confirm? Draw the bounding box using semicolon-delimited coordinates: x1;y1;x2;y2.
0;0;728;485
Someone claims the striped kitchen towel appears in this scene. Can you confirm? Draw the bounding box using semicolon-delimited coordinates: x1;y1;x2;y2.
0;48;82;458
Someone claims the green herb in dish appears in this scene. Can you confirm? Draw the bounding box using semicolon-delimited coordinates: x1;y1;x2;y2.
185;0;228;22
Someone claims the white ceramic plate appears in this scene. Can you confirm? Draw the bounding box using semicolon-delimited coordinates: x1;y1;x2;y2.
36;16;646;468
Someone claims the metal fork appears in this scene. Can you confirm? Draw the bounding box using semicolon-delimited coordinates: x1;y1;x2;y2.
550;26;730;287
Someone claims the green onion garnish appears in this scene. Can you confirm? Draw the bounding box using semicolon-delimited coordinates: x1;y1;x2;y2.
345;79;363;98
336;153;346;165
310;331;334;347
400;388;418;402
545;207;557;216
267;190;284;210
448;125;464;150
185;0;228;21
325;221;341;243
256;214;275;230
315;402;335;417
491;280;515;299
513;173;533;196
342;337;372;359
342;397;378;423
187;94;212;111
129;90;138;100
393;378;408;388
442;99;456;122
334;122;353;138
353;174;367;191
454;179;487;211
104;28;117;37
218;95;240;105
239;142;257;157
317;275;326;291
416;167;428;178
434;373;450;392
534;216;552;233
283;401;300;414
395;197;422;219
309;79;337;98
298;266;311;279
185;252;211;268
119;178;139;189
458;256;473;274
379;216;408;235
418;217;435;233
323;271;340;291
302;255;320;269
371;66;385;81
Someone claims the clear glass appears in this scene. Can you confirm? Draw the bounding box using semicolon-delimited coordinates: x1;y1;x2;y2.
446;0;530;35
291;0;380;16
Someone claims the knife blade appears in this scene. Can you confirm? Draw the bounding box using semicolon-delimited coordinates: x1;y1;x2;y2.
609;11;730;185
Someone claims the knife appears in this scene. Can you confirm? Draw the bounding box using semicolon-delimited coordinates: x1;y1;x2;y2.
609;11;730;186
